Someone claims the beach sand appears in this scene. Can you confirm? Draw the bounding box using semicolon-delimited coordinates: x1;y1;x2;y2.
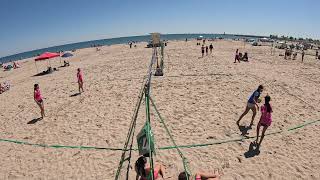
1;40;320;179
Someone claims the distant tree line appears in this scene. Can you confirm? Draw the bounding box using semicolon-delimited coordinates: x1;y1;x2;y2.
270;34;320;44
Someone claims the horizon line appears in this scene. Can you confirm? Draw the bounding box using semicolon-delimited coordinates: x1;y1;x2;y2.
0;32;316;60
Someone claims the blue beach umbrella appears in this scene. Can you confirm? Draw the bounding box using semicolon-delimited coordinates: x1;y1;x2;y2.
61;52;73;58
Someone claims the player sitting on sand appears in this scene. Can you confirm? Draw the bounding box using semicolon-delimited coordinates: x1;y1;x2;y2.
135;156;165;180
254;95;273;149
178;170;222;180
237;85;264;127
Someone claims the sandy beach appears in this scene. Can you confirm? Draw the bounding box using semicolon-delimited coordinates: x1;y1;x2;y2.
1;39;320;180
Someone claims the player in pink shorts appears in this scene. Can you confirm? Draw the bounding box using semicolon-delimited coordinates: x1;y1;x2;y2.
178;170;222;180
77;68;84;93
255;95;272;148
34;84;45;119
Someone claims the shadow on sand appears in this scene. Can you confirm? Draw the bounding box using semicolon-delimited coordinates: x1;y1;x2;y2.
70;92;81;97
27;117;42;124
238;125;251;136
32;71;53;77
244;142;260;158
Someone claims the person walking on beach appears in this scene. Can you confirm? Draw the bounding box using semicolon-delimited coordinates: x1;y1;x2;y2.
77;68;84;93
234;49;240;63
206;46;209;56
201;45;205;58
34;84;45;119
237;85;264;127
316;50;318;59
301;50;305;62
209;43;213;54
255;95;273;149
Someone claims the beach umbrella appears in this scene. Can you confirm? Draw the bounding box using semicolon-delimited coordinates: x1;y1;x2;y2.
35;52;60;61
61;52;73;58
61;52;73;66
34;52;60;72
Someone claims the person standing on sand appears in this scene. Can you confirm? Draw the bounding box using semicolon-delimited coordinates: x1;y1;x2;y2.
301;50;305;62
209;43;213;54
206;46;209;56
316;50;318;59
34;84;45;119
201;45;205;58
234;49;240;63
77;68;84;93
237;85;264;127
284;48;287;60
255;95;273;149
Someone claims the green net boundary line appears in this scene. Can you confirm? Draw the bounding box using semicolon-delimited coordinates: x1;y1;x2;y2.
150;97;191;178
1;119;319;151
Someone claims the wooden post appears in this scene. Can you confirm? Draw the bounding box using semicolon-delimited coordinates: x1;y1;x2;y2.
35;61;38;73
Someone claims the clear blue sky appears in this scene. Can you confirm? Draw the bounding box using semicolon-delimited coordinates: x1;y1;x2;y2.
0;0;319;57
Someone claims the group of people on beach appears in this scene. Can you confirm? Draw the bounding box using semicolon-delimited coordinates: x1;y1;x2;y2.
2;61;20;70
129;41;138;48
135;156;222;180
30;39;280;179
284;49;320;62
284;48;304;61
236;85;273;149
125;42;270;179
234;49;249;63
34;68;84;119
201;44;214;57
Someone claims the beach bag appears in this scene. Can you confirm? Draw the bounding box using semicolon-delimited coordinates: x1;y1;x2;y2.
137;122;156;157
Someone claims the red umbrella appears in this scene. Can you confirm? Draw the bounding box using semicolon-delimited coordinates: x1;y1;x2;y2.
34;52;60;72
35;52;60;61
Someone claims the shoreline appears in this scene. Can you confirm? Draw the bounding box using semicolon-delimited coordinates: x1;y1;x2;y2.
1;33;261;63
